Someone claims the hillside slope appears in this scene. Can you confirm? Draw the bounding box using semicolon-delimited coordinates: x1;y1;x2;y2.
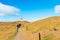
27;16;60;33
0;21;30;40
0;16;60;40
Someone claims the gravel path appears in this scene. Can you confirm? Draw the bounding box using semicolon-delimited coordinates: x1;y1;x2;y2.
13;28;27;40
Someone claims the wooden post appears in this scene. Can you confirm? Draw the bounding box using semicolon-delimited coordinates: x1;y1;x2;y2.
38;32;41;40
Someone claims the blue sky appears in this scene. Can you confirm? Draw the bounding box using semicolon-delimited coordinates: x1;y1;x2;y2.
0;0;60;22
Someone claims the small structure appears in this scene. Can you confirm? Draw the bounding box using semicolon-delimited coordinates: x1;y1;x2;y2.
20;18;24;21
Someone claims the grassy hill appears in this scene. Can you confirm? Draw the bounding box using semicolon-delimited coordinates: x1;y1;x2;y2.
26;16;60;40
0;21;30;40
0;16;60;40
27;16;60;33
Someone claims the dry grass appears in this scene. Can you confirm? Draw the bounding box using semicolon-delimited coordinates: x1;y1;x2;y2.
0;16;60;40
0;22;17;40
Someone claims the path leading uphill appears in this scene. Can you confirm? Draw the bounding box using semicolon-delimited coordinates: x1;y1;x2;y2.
13;28;27;40
13;27;38;40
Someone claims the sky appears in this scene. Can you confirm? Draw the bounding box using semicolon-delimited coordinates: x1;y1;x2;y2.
0;0;60;22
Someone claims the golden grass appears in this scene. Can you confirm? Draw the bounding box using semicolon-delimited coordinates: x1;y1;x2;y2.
0;22;17;40
0;16;60;40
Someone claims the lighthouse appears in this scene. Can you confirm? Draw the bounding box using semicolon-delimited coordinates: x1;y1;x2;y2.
20;17;24;21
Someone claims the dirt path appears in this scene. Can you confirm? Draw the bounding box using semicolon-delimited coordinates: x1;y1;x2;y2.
13;28;27;40
13;28;38;40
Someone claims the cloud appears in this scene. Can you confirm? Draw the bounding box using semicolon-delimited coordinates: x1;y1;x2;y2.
0;3;20;16
55;5;60;13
